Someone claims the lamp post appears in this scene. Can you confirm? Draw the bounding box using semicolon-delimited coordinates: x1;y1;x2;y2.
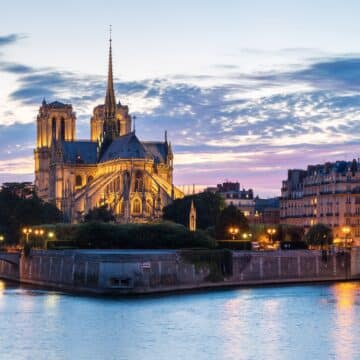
242;233;253;240
342;226;351;249
267;228;277;244
0;235;4;242
22;228;32;243
229;227;239;241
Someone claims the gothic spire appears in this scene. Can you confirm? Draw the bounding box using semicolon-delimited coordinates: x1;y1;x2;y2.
104;25;116;120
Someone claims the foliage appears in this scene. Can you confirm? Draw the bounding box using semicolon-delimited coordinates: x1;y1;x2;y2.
277;224;304;242
215;204;249;240
163;192;225;230
84;205;116;223
43;221;216;250
305;223;333;247
0;186;62;244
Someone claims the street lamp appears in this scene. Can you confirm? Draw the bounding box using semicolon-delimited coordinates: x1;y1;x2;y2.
342;226;351;248
229;227;239;241
242;233;253;240
0;235;4;242
48;232;55;239
267;228;277;243
22;228;32;243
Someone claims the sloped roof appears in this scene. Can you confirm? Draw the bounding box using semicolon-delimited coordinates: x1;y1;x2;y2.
143;142;167;164
62;141;98;164
49;101;70;109
100;132;148;162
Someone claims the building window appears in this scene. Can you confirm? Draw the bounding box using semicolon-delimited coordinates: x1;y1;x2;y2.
134;171;144;192
52;117;56;139
75;175;83;187
60;117;65;140
87;176;94;183
133;199;141;214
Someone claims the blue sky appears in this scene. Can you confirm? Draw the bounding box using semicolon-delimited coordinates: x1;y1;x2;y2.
2;0;360;196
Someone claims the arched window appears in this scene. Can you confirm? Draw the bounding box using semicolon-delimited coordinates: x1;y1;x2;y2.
60;117;65;140
52;117;56;140
133;199;141;214
75;175;83;187
134;171;143;192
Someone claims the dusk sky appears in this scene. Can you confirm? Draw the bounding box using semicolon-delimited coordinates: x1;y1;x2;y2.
2;0;360;196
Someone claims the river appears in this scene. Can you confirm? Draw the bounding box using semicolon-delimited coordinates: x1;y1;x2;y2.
0;280;359;360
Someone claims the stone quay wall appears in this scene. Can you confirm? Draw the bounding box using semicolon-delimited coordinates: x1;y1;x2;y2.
0;249;360;294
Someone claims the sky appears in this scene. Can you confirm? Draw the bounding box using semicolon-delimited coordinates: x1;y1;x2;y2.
2;0;360;196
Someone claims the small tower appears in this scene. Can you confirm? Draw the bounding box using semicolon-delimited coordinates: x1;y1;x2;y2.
189;200;196;232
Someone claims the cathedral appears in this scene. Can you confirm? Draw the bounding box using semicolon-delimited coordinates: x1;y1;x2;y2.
34;36;183;223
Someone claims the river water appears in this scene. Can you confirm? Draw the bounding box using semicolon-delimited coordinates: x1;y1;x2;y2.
0;280;360;360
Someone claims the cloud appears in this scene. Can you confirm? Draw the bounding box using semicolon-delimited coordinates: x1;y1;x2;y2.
0;34;26;46
2;44;360;195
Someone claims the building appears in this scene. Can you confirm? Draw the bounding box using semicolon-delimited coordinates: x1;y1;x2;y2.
280;159;360;245
34;35;183;223
206;181;255;217
254;197;280;224
1;182;35;199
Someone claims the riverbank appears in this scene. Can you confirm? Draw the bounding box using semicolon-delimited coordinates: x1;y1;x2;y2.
1;248;360;294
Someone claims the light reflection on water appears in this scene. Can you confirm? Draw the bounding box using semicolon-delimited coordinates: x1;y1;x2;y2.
0;280;360;359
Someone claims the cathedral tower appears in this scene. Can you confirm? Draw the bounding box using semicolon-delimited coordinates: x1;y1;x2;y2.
34;100;76;201
91;31;132;144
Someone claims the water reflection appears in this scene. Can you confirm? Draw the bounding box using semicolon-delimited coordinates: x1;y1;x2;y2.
0;280;359;359
331;282;360;359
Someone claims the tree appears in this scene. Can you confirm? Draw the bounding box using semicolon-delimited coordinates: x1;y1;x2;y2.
84;205;116;223
163;192;225;230
305;223;333;248
0;187;62;244
215;204;249;240
278;224;305;242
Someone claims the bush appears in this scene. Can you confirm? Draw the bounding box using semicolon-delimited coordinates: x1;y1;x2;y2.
305;223;333;247
44;222;216;250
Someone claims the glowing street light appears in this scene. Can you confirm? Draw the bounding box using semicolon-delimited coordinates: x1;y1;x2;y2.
267;228;277;243
48;232;55;239
22;228;32;242
229;227;239;241
0;235;4;242
242;233;253;240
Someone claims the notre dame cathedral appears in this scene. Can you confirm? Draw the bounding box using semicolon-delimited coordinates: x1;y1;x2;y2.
34;35;183;223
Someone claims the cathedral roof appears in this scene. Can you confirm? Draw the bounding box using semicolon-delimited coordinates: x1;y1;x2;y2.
100;132;148;162
48;101;70;109
143;142;167;164
61;141;98;164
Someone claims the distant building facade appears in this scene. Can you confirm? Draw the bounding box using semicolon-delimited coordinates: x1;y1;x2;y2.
206;181;255;217
254;198;280;224
34;36;183;223
1;182;34;199
280;159;360;245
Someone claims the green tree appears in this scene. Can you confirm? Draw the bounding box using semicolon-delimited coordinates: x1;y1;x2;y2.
84;205;116;223
305;223;333;248
0;187;62;244
163;192;225;229
215;204;249;240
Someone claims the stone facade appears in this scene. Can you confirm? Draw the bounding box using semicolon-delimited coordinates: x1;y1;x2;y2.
281;160;360;245
34;38;183;223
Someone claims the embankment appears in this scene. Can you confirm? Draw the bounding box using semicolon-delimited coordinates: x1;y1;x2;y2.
0;248;359;294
